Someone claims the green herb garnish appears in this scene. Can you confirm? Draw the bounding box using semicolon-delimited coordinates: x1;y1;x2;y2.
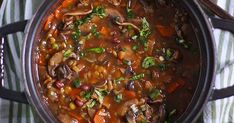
132;45;139;51
71;29;81;41
79;51;85;57
64;49;73;58
149;88;160;100
87;47;105;54
139;17;151;50
91;25;100;38
83;91;92;100
164;49;173;60
92;6;106;18
73;79;81;88
126;7;134;19
130;73;145;81
114;77;125;84
94;88;108;104
142;57;155;69
114;93;123;103
123;59;131;66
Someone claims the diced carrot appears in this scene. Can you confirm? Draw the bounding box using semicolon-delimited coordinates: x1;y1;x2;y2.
68;112;82;121
62;0;75;8
55;6;62;20
100;27;108;36
156;24;175;37
166;82;180;93
68;89;81;99
44;14;55;31
93;109;105;123
103;96;111;109
124;90;136;99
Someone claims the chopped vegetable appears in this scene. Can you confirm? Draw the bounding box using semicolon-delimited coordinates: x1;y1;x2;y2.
130;73;145;80
142;57;155;69
87;99;97;108
123;59;131;66
94;88;108;104
164;49;173;60
93;109;105;123
126;7;134;19
114;77;125;84
91;25;100;38
132;45;139;51
64;49;73;58
92;6;106;18
79;51;85;57
72;29;81;41
114;93;123;103
83;91;92;100
139;17;151;49
149;88;160;100
87;47;105;54
73;79;81;88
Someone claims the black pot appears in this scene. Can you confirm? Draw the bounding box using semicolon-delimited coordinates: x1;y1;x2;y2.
0;0;234;122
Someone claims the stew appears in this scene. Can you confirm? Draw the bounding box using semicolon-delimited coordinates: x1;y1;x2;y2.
36;0;200;123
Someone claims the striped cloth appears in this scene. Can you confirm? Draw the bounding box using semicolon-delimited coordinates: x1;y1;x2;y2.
0;0;233;123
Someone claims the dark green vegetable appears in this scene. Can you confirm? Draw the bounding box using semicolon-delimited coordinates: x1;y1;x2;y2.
87;47;105;53
64;49;73;58
72;29;81;41
91;25;100;38
114;93;123;103
126;7;134;19
142;57;155;69
149;88;160;100
73;79;81;88
139;17;151;50
83;91;92;100
130;73;145;81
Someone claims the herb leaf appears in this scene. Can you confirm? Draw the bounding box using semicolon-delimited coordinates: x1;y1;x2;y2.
130;73;145;81
91;25;100;38
114;77;125;84
139;17;151;50
149;88;160;100
142;57;155;69
87;47;105;54
126;7;134;19
64;49;73;58
92;6;106;18
73;79;81;88
94;88;108;104
114;93;123;103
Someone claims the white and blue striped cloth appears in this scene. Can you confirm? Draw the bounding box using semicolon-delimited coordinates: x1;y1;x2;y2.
0;0;234;123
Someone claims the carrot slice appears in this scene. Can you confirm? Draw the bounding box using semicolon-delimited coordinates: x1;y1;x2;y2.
103;96;111;109
156;24;175;37
124;90;136;99
55;6;62;20
62;0;75;8
100;27;108;36
93;109;105;123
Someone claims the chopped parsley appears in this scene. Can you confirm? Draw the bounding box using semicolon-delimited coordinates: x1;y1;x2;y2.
64;49;73;58
114;77;125;84
142;57;155;69
130;73;145;81
87;47;105;54
139;17;151;50
91;25;100;38
73;79;81;88
126;7;134;19
149;88;160;100
114;93;123;103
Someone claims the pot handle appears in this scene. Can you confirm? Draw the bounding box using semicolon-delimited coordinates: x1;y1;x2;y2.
0;20;29;104
208;17;234;101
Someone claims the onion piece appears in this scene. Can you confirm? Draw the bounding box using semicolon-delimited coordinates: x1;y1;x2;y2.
64;4;93;16
115;21;140;31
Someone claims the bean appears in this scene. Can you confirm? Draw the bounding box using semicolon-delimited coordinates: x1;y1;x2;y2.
80;85;90;91
55;81;64;89
74;98;84;107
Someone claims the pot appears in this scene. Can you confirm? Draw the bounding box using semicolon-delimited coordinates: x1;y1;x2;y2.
0;0;234;122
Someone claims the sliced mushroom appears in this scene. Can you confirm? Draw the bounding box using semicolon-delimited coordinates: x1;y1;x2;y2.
115;21;140;31
48;50;77;77
106;8;125;22
64;4;93;16
118;99;139;116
